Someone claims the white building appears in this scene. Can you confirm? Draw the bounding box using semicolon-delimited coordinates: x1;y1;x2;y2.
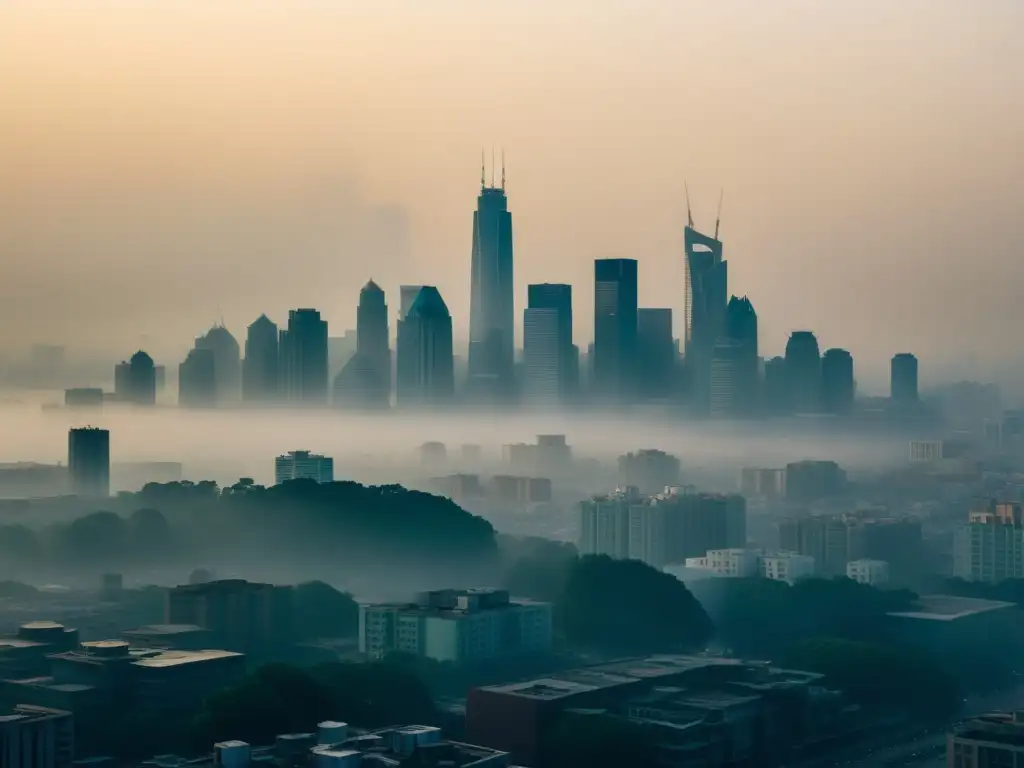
274;450;334;484
683;548;815;585
846;558;890;586
953;502;1024;583
359;588;553;664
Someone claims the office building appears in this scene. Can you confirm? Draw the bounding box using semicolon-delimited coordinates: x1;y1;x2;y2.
0;704;73;768
739;467;786;498
178;347;217;408
578;488;637;560
709;340;744;418
953;502;1024;583
527;283;575;402
948;710;1024;767
683;217;728;414
350;279;391;405
166;579;294;655
487;475;552;505
617;449;681;495
846;559;890;586
279;309;329;405
194;325;241;403
891;353;919;403
762;356;788;414
64;388;103;408
114;350;157;405
636;308;675;401
593;258;638;403
359;588;552;664
274;450;334;484
779;515;859;577
821;348;855;414
468;162;515;402
242;314;279;403
327;331;358;382
68;427;109;497
522;307;561;406
395;287;455;406
784;331;821;414
784;460;845;502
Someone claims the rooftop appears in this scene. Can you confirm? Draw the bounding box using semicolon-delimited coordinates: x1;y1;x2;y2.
131;649;243;668
123;624;206;636
887;594;1017;622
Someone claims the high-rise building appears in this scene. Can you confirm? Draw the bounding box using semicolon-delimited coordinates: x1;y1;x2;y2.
68;427;110;497
617;449;681;495
356;279;391;403
891;353;919;403
195;325;242;403
0;704;73;768
683;221;728;413
178;347;217;408
637;308;675;401
522;307;560;406
593;259;638;403
762;356;788;415
721;296;758;415
242;314;279;403
953;502;1024;583
784;331;821;414
279;309;329;405
395;287;454;406
274;450;334;484
709;340;744;418
821;348;855;414
468;163;515;401
114;351;157;405
524;283;575;404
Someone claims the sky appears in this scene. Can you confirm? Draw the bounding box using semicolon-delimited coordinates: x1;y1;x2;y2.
0;0;1021;386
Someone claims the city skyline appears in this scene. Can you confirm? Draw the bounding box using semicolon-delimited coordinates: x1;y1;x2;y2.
0;2;1021;383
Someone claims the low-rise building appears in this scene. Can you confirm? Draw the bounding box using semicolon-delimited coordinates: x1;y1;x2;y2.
274;450;333;484
761;552;816;584
0;623;79;680
359;588;553;664
683;549;815;584
948;710;1024;767
120;624;211;651
887;594;1023;659
0;704;73;768
846;559;890;586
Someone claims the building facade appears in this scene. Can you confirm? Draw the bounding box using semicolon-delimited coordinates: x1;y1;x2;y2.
784;331;821;414
178;347;217;408
242;314;280;403
846;559;890;586
280;309;329;405
684;224;728;414
0;704;73;768
820;348;855;414
953;502;1024;583
593;259;638;403
274;450;334;484
68;427;110;497
395;287;455;406
891;353;919;403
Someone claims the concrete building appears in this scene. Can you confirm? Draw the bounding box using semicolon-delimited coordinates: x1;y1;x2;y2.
684;549;815;584
120;624;211;651
274;450;334;484
0;623;79;681
487;476;552;505
0;463;69;499
358;589;553;664
846;559;890;586
64;388;103;408
739;467;785;498
887;595;1022;659
617;449;681;495
578;487;638;560
891;352;919;404
166;579;294;656
67;427;109;498
0;704;73;768
953;502;1024;583
784;331;821;414
948;711;1024;768
762;552;816;584
784;460;845;502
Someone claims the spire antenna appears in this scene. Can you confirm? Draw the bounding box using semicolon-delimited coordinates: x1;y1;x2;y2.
714;188;724;241
490;146;495;187
501;148;505;191
481;149;485;189
684;181;695;229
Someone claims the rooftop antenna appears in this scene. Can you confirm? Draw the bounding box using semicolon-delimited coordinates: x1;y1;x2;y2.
490;146;495;187
501;148;505;191
481;149;485;189
684;181;695;229
714;189;724;241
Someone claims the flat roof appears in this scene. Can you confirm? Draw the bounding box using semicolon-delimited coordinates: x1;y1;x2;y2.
123;624;206;636
887;594;1017;622
131;649;243;669
0;639;44;649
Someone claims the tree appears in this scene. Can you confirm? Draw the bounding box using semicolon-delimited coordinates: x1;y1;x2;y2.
502;537;577;603
294;581;359;639
539;712;659;768
130;508;172;556
315;661;437;727
66;511;129;562
560;555;713;654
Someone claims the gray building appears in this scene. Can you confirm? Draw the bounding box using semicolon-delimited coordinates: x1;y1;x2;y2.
525;283;575;404
637;308;675;401
274;450;334;484
194;325;241;403
785;331;821;414
280;309;329;405
68;427;109;498
242;314;279;403
396;287;454;406
891;352;919;403
593;259;638;403
684;222;727;414
0;704;73;768
821;348;855;414
178;347;217;408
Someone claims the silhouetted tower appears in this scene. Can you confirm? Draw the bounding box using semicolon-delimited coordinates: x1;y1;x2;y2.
785;331;822;414
356;280;391;403
821;348;855;414
468;156;515;401
195;325;241;403
115;351;157;405
395;287;454;406
280;309;329;405
69;427;110;497
593;259;639;403
524;284;574;406
242;314;279;402
683;196;728;414
179;347;217;408
720;296;758;415
891;353;919;403
763;356;788;415
637;308;675;401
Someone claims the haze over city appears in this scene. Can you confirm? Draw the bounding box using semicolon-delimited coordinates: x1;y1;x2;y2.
2;1;1023;389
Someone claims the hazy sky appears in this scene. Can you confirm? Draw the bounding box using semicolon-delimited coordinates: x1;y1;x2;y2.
1;1;1021;383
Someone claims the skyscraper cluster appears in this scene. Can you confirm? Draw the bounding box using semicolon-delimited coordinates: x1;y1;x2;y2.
103;160;921;416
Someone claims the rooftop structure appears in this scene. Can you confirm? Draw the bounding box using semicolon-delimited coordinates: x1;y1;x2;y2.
886;594;1016;622
0;704;73;768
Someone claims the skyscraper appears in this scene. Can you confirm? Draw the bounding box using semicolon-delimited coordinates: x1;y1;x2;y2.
395;287;454;406
785;331;822;414
593;259;638;403
179;347;217;408
523;283;574;405
279;309;329;405
709;340;743;418
242;314;279;403
723;296;758;415
355;279;390;403
468;160;515;401
68;427;110;497
683;217;728;413
195;325;241;403
114;351;157;405
637;308;675;401
821;348;855;414
891;353;919;403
